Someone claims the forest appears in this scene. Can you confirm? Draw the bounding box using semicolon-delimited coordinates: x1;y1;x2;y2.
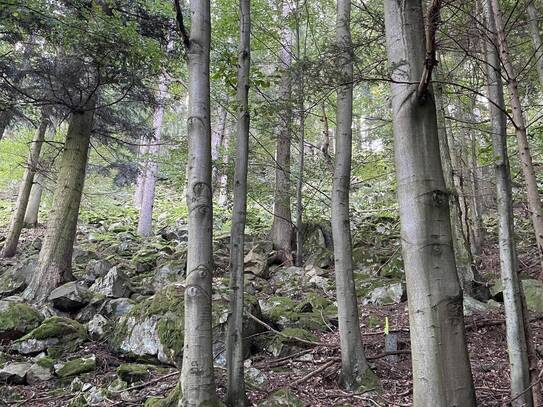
0;0;542;406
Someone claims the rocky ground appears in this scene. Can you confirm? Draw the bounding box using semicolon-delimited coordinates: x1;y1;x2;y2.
0;217;542;406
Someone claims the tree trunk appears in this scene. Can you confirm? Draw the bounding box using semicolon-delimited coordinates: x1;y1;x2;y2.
467;116;484;258
212;104;228;188
527;3;543;90
0;110;13;141
483;2;533;404
217;123;230;207
178;0;219;405
271;0;293;265
491;0;543;277
333;0;376;391
384;0;476;405
22;102;95;304
435;79;475;293
134;136;150;210
294;5;305;267
225;0;250;404
2;111;49;257
24;173;44;228
137;75;168;237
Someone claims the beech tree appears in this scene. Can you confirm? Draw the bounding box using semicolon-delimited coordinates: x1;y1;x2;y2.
331;0;375;391
175;0;220;404
271;0;294;265
384;0;476;404
483;1;532;404
225;0;251;404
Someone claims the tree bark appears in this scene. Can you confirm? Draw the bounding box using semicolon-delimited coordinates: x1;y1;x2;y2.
294;4;305;267
24;173;44;228
483;2;533;404
134;135;150;210
491;0;543;277
225;0;250;404
2;111;49;257
332;0;376;391
435;79;475;293
137;74;168;237
178;0;219;405
217;123;230;207
22;102;95;304
0;110;13;142
384;0;476;405
271;0;293;265
527;3;543;90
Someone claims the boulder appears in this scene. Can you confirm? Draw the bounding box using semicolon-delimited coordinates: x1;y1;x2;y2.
116;363;152;383
82;259;113;283
49;282;92;311
0;257;36;297
12;316;87;355
463;296;501;316
0;362;32;384
111;284;185;365
258;388;303;407
112;284;262;366
26;363;53;384
154;261;185;290
244;248;269;278
0;298;43;340
89;267;131;298
87;314;110;340
54;355;96;378
491;279;543;312
102;298;134;317
364;282;406;305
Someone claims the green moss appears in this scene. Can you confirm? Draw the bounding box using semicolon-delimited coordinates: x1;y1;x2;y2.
36;356;55;369
67;394;88;407
0;302;43;339
355;368;381;393
157;318;184;362
144;383;181;407
117;363;152;383
55;355;96;378
21;317;86;341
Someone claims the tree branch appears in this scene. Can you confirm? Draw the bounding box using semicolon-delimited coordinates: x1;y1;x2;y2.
417;0;442;100
174;0;190;50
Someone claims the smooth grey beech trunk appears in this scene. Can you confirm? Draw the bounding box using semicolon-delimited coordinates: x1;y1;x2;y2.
23;101;95;304
179;0;219;405
134;136;150;209
24;173;44;227
2;111;49;257
434;79;475;293
527;3;543;89
384;0;476;405
271;0;293;265
137;75;168;237
225;0;250;404
217;123;230;207
483;1;532;404
490;0;543;276
332;0;376;391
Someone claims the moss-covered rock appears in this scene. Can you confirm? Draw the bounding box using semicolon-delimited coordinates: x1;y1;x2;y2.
258;388;303;407
54;355;96;378
12;317;87;355
266;328;317;357
491;279;543;312
116;363;152;383
111;284;184;365
0;300;43;340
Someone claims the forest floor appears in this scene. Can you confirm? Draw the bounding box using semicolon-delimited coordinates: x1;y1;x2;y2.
1;220;542;406
4;302;542;406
